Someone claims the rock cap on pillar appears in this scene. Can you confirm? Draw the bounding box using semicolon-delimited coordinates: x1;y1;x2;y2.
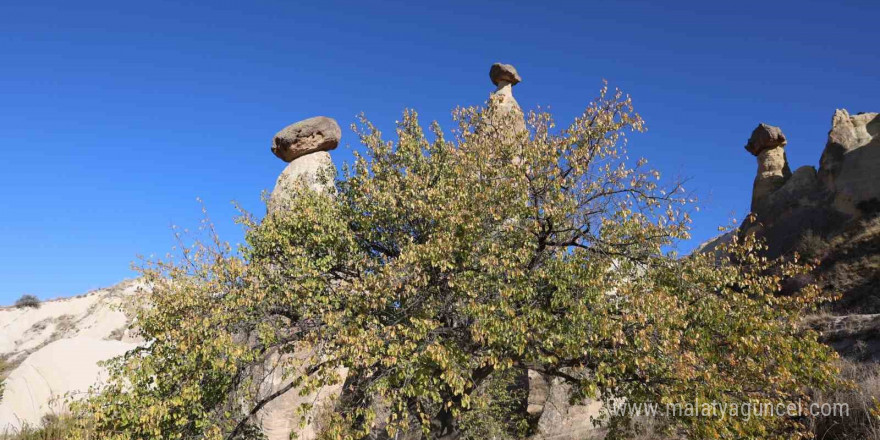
488;62;525;131
271;116;342;162
745;123;787;156
489;63;522;87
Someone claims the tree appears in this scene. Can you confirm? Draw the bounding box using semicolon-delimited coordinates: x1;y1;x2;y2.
73;86;839;440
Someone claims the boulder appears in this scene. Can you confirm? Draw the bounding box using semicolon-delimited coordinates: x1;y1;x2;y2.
268;151;334;212
271;116;341;162
744;123;787;156
489;62;522;86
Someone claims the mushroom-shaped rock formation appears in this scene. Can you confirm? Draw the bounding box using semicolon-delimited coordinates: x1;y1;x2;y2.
268;116;340;213
489;62;521;87
488;62;525;133
745;123;787;156
745;123;792;213
271;116;341;163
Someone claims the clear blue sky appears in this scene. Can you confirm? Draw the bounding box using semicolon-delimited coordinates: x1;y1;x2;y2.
1;0;878;304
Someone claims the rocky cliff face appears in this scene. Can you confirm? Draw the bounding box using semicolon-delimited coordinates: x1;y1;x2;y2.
741;110;880;257
821;110;880;216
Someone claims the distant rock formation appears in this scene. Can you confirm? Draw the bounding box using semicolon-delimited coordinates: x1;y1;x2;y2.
484;62;605;440
262;116;344;439
692;110;880;360
740;110;879;257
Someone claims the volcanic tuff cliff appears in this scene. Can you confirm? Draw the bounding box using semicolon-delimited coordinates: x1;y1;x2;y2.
0;280;143;430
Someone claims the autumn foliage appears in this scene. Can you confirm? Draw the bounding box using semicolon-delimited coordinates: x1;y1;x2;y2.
71;87;838;440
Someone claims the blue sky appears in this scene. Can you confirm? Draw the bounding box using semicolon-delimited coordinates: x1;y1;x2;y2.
1;0;878;304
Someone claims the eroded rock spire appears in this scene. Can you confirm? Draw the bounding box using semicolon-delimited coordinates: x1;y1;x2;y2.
268;116;340;212
489;62;523;120
745;123;792;213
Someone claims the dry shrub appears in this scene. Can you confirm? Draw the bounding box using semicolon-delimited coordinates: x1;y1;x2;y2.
0;414;82;440
797;230;831;262
13;295;40;309
809;359;880;440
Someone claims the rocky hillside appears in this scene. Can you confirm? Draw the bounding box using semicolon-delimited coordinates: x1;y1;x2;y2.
724;111;880;360
0;280;143;431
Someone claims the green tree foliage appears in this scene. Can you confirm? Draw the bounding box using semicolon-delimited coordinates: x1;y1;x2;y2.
72;87;839;440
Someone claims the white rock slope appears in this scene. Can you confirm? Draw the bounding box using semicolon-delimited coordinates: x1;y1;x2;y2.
0;280;143;430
